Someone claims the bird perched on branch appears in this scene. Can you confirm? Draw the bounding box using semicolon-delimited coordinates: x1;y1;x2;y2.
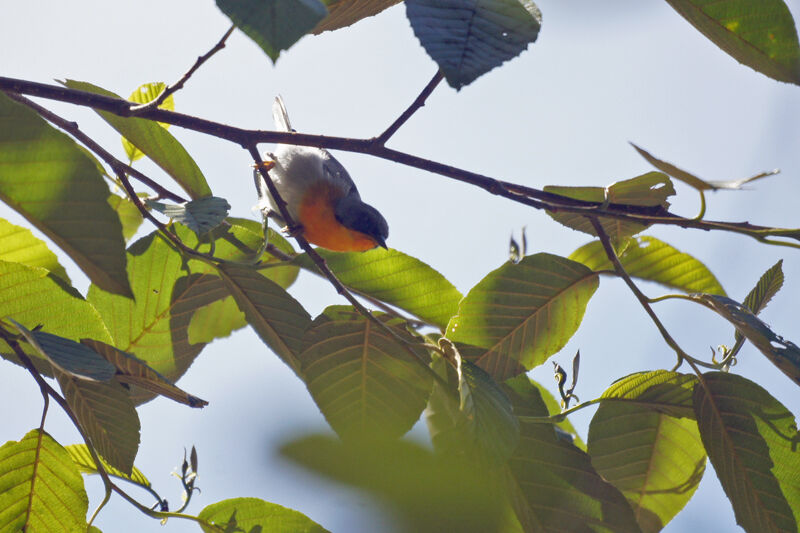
255;96;388;252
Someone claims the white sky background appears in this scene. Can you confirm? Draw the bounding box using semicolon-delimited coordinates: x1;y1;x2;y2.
2;1;800;532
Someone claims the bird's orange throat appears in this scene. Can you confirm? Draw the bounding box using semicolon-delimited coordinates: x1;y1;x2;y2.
298;184;378;252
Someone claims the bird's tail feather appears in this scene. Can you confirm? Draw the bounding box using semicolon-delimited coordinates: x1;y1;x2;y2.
272;95;292;132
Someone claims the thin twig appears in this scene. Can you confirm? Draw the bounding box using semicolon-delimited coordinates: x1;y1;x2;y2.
129;25;236;115
587;217;717;370
373;70;444;146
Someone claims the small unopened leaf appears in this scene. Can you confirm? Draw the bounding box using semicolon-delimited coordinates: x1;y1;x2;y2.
57;372;141;475
545;172;675;243
66;444;151;489
123;82;175;162
0;430;88;533
217;0;328;61
692;294;800;385
9;320;116;381
315;0;401;33
632;143;779;190
82;339;208;407
299;305;432;440
146;196;230;235
406;0;542;89
664;0;800;84
447;253;598;380
199;497;328;533
570;236;726;296
694;372;800;532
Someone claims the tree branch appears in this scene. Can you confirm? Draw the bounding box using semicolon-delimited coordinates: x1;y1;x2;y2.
373;70;444;146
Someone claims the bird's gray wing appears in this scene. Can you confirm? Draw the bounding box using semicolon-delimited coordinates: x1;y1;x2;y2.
322;153;360;199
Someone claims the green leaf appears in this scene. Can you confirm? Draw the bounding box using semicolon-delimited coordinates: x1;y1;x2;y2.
664;0;800;85
123;82;175;162
691;294;800;386
526;378;586;450
632;143;778;190
446;253;598;380
282;435;507;533
315;0;401;33
62;80;212;199
405;0;542;89
8;321;116;381
694;372;800;532
0;260;112;374
217;262;311;376
0;91;131;297
216;0;328;61
199;497;328;533
108;193;144;241
0;429;88;533
57;372;141;475
545;172;675;243
87;231;222;403
0;217;70;282
146;196;230;236
600;370;698;419
570;236;726;296
65;443;151;489
298;305;432;440
82;339;208;408
589;393;706;532
503;377;642;532
294;247;462;330
187;220;298;344
742;259;784;316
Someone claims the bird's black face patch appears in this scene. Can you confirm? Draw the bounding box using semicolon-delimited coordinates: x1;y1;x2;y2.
335;196;389;248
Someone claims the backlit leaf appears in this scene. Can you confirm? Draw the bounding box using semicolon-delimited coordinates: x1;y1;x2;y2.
123;82;175;162
406;0;542;89
62;80;212;199
0;217;69;282
0;430;88;533
447;253;598;380
298;305;432;440
66;443;151;489
664;0;800;84
199;497;328;533
107;193;144;241
0;91;131;296
694;372;800;532
315;0;401;33
600;370;698;419
570;236;726;295
736;260;784;345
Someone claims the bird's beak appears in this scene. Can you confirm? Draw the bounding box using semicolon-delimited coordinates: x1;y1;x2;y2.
374;236;388;249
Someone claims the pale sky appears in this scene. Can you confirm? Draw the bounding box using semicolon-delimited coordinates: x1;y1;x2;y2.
2;1;800;532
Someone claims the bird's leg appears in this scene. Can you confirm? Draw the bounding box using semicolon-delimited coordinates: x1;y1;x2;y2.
282;222;305;238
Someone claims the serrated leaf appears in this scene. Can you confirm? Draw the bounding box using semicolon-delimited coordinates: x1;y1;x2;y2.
198;497;328;533
82;339;207;407
600;370;699;419
691;294;800;386
65;443;151;489
217;0;328;61
294;247;461;330
694;372;800;532
589;382;706;532
406;0;542;89
107;193;144;241
0;430;88;533
570;236;726;296
57;372;140;475
314;0;401;33
446;253;598;380
664;0;800;85
62;80;211;199
503;377;642;532
0;217;70;282
282;435;506;533
87;231;224;403
146;196;230;235
735;260;784;346
545;172;675;243
123;82;175;162
632;143;778;191
217;262;311;376
8;321;116;381
0;260;112;374
298;305;432;440
0;91;131;296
